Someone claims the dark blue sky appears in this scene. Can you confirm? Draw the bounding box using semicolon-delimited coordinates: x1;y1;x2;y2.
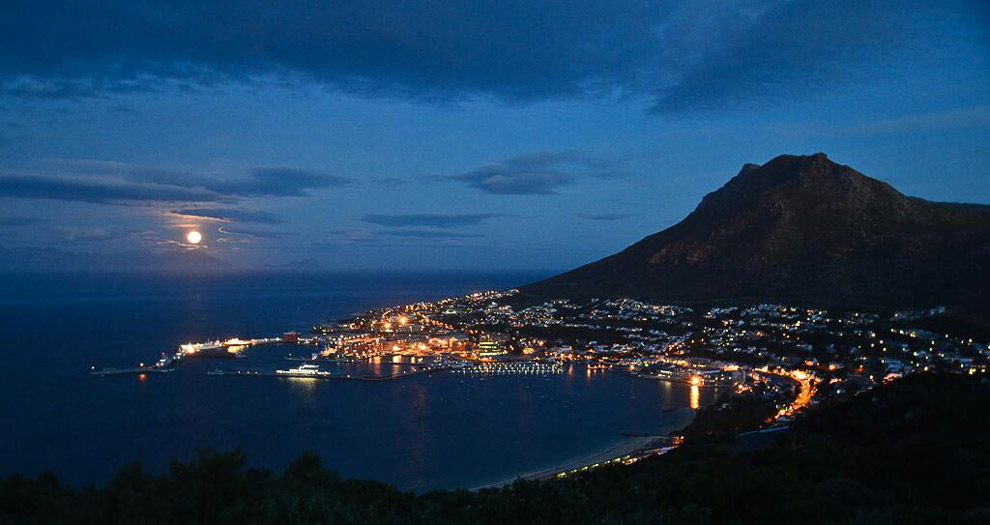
1;0;988;269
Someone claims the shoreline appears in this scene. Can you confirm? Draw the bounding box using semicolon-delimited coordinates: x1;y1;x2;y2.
471;434;674;491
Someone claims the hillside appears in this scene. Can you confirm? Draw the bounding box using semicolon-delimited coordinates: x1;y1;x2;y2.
523;153;990;310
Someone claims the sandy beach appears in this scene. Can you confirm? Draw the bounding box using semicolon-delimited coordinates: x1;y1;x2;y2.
472;435;669;490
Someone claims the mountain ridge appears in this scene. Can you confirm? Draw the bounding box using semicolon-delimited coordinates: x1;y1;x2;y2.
522;153;990;310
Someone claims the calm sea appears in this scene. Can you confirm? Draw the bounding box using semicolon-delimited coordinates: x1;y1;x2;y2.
0;271;716;491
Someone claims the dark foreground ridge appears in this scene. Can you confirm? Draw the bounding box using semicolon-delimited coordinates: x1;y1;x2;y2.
523;154;990;311
3;373;988;524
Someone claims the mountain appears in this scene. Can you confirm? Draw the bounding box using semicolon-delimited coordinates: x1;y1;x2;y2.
524;153;990;309
0;245;232;272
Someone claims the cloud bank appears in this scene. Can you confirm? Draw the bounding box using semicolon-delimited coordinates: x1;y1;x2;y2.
172;208;283;224
360;213;508;228
450;151;619;195
0;161;349;204
3;1;982;111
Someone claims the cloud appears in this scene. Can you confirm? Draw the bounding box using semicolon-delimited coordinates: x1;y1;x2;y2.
44;160;350;197
213;237;252;245
1;1;668;103
650;0;987;113
220;168;353;197
578;212;632;221
172;208;283;224
2;1;981;111
449;151;622;195
360;213;508;228
0;174;221;204
41;159;211;187
0;161;350;204
377;229;482;240
0;216;44;227
375;177;408;188
217;225;291;239
57;226;117;242
324;229;376;244
323;228;481;246
835;104;990;136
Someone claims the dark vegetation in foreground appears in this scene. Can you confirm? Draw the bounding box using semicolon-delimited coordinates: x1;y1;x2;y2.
2;374;988;524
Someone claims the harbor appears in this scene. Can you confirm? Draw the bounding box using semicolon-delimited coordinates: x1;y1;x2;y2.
87;324;574;383
88;334;307;377
206;362;455;382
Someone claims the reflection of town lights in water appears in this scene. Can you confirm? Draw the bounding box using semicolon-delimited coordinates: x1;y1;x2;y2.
690;385;700;409
287;377;318;397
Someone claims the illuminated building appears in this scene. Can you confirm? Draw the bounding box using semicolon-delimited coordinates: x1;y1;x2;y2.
477;340;507;357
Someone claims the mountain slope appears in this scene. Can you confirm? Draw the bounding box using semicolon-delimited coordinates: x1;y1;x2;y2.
524;153;990;309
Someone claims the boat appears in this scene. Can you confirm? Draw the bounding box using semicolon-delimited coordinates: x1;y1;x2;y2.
89;366;173;376
274;363;333;377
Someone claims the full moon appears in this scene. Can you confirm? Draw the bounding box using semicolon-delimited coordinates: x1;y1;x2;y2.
186;231;202;244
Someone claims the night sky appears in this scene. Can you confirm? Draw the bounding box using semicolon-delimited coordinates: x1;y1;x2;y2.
1;1;988;270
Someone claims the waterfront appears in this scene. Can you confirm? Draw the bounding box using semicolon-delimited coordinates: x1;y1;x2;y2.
0;271;715;491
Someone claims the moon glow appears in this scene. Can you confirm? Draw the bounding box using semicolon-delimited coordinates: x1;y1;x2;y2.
186;231;202;244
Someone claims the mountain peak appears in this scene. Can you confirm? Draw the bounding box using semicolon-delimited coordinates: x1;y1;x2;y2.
523;154;990;310
737;163;761;176
691;152;910;230
731;152;841;186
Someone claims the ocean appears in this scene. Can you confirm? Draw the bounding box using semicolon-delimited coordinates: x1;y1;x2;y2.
0;271;716;491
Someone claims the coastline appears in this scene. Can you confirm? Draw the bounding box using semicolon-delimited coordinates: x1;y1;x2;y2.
471;434;674;491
